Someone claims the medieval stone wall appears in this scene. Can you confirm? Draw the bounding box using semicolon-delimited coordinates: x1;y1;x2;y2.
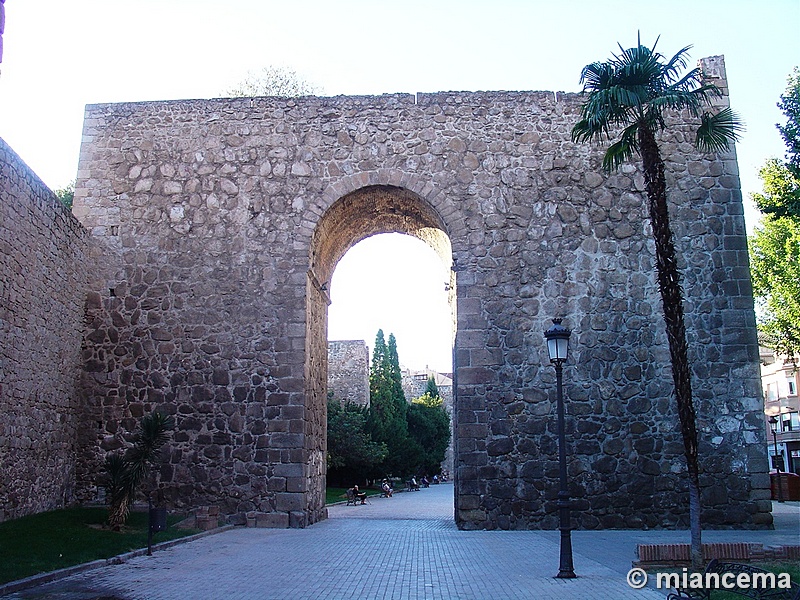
327;340;370;406
0;137;89;520
72;56;770;529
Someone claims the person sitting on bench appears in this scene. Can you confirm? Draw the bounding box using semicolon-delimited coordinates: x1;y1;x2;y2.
381;480;393;497
353;485;367;504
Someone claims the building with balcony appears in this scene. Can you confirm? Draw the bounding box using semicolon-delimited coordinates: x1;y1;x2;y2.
761;347;800;474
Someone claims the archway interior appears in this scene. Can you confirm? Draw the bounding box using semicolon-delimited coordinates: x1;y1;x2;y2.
306;185;456;517
310;185;452;286
328;232;453;375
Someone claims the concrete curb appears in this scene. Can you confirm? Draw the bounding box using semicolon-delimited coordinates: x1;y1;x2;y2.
0;525;236;597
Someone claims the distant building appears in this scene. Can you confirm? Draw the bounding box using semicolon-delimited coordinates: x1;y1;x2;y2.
761;347;800;474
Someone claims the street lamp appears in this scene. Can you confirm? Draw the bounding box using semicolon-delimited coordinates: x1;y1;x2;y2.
768;415;784;503
544;318;576;579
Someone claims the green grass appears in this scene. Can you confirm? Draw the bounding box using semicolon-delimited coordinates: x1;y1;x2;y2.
0;506;200;585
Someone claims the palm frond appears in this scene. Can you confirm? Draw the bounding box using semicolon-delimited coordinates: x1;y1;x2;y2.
695;107;744;153
661;45;694;84
602;123;639;172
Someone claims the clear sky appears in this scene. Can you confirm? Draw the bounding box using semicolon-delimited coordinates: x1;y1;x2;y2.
1;0;797;372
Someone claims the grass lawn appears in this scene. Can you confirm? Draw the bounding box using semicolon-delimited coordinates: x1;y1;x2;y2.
0;506;200;585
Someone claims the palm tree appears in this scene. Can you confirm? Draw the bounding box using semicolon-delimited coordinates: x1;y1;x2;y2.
104;412;174;529
571;36;742;568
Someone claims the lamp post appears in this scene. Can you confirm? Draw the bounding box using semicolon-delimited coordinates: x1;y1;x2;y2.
544;318;576;579
768;415;784;503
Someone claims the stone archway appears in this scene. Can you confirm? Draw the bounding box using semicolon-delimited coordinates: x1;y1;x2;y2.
304;183;457;522
66;81;770;531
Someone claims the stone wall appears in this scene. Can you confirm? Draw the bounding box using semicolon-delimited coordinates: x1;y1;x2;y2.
327;340;369;406
72;55;770;529
0;137;89;520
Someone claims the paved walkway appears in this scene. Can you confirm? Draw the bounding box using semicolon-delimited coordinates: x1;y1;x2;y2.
3;484;798;600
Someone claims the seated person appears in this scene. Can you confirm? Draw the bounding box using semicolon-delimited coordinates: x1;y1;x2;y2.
432;474;439;484
421;476;429;488
409;476;419;491
381;480;393;497
353;484;367;504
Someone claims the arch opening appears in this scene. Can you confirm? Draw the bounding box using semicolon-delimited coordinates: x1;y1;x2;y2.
305;185;456;522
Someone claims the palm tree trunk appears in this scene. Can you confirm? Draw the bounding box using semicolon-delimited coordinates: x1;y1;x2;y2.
638;124;703;569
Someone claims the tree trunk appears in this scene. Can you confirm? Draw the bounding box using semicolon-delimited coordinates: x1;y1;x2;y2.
638;124;703;569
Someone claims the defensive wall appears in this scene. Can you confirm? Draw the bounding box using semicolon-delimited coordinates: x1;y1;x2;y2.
0;55;772;529
327;340;370;406
0;138;89;520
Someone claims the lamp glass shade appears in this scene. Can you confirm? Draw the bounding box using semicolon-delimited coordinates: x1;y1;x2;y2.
768;415;779;432
544;319;571;362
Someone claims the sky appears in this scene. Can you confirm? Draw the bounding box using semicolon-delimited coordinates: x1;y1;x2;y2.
1;0;798;373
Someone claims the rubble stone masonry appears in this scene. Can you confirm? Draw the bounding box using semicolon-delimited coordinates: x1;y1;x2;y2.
0;55;769;530
327;341;369;406
0;138;89;520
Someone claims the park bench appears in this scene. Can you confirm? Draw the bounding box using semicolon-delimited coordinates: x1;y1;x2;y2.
667;559;800;600
345;488;358;506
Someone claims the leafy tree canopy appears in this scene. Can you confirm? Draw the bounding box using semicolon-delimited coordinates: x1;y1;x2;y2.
749;67;800;357
752;68;800;219
54;180;75;210
749;216;800;357
407;393;450;476
326;395;387;485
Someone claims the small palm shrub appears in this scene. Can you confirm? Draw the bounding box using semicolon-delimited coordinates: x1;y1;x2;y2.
102;412;174;529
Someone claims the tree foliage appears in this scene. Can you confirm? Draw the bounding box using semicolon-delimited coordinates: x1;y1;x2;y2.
366;330;416;477
425;375;440;399
749;68;800;357
223;65;321;98
326;395;387;486
102;412;173;529
749;218;800;359
407;393;451;475
54;180;75;210
572;35;742;569
752;68;800;219
361;330;450;479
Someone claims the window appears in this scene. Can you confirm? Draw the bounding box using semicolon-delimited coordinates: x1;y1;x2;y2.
766;383;778;401
788;379;796;396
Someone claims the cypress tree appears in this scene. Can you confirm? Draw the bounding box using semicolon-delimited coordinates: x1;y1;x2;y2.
367;330;414;477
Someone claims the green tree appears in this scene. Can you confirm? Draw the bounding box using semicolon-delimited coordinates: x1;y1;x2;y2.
407;393;451;475
326;395;387;485
366;330;415;478
571;36;742;568
752;69;800;219
54;180;75;210
749;217;800;357
103;412;173;529
425;375;440;399
223;65;321;98
749;68;800;358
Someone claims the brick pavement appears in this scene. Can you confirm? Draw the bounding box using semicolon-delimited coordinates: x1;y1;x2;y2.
4;484;797;600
